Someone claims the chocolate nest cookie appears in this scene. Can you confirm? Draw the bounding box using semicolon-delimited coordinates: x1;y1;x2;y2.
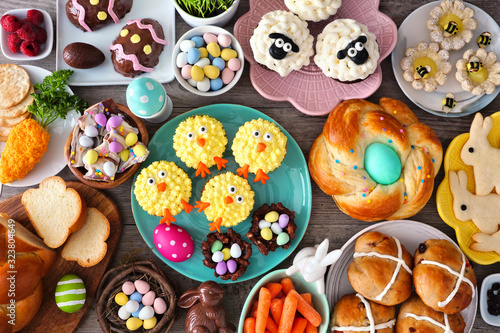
201;228;252;281
246;203;297;255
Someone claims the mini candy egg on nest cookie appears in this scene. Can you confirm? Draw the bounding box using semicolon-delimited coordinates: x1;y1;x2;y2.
134;161;193;225
55;274;86;313
231;118;287;184
173;115;228;177
195;172;255;232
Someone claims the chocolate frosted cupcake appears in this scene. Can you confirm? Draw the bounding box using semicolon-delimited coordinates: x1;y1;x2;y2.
201;228;252;281
246;203;297;255
66;0;133;32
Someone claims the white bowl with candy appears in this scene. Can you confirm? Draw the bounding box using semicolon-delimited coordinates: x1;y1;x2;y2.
172;25;244;96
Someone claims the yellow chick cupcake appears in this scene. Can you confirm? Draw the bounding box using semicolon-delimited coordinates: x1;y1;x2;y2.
134;161;193;225
195;172;255;233
173;115;228;178
231;118;287;184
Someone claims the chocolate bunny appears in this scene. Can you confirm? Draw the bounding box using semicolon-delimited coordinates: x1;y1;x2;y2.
178;281;236;333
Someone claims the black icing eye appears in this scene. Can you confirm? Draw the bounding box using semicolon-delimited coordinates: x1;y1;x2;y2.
228;185;237;194
147;177;156;186
199;126;207;134
158;170;167;179
264;133;272;142
186;132;195;140
355;42;364;51
283;43;292;52
275;38;284;48
348;48;357;57
253;130;261;138
468;147;474;153
461;204;467;211
236;195;244;204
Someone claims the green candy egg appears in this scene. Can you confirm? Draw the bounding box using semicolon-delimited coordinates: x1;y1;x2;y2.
55;274;86;313
211;240;223;253
364;143;401;185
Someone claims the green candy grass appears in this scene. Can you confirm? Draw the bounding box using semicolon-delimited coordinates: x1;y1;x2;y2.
176;0;235;18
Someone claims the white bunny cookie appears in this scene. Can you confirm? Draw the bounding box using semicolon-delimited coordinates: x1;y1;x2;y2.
449;170;500;234
471;231;500;255
460;113;500;195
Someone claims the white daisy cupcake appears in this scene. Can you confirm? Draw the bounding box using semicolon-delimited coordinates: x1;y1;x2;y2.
284;0;342;22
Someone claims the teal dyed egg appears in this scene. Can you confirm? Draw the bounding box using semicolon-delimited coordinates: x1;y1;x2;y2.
55;274;86;313
364;143;401;185
126;77;165;117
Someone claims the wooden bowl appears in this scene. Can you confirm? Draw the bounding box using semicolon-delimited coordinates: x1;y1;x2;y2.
64;103;149;189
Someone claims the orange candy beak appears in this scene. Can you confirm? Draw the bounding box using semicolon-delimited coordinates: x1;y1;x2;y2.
197;138;206;147
224;196;233;205
157;182;166;192
257;142;267;152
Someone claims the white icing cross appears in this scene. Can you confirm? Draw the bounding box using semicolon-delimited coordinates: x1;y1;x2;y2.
353;237;412;301
404;313;454;333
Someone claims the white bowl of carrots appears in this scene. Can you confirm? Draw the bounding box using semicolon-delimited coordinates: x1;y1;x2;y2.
239;269;330;333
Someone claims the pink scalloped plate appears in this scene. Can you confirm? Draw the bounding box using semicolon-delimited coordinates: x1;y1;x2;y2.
234;0;397;116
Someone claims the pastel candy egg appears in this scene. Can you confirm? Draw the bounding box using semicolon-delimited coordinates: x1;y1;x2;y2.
228;58;241;71
203;32;218;44
79;135;93;148
129;291;143;303
230;243;241;258
364;143;401;185
194;58;210;69
133;144;147;157
227;259;237;273
218;34;232;48
187;78;197;87
207;42;221;57
222;247;231;261
125;132;138;147
197;77;211;92
212;250;224;263
279;214;289;228
221;48;237;61
154;297;167;314
122;281;135;295
199;47;208;58
212;57;226;71
191;36;204;48
120;149;130;162
142;291;156;306
216;261;227;275
126;77;166;117
84;125;98;137
107;115;123;130
259;220;271;229
265;211;279;223
203;65;220;80
176;51;188;67
180;39;195;52
125;299;139;313
277;232;290;246
95;113;107;127
126;317;143;331
143;316;157;329
187;47;201;64
271;223;282;235
115;292;128;306
210;78;223;91
153;224;194;262
211;240;223;253
55;274;86;313
139;305;155;320
109;141;123;153
85;150;98;165
261;227;273;241
181;65;192;80
191;65;204;82
134;280;150;295
221;68;234;84
132;303;144;317
118;305;131;320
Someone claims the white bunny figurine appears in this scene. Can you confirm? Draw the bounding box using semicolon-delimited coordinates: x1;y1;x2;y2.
449;170;500;234
460;112;500;195
286;239;342;295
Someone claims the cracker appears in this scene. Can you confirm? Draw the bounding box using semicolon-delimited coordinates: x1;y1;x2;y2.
0;64;31;109
0;112;30;127
0;85;34;119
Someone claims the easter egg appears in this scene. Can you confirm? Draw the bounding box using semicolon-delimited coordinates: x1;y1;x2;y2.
127;77;166;117
79;135;93;148
221;68;234;84
230;243;241;258
55;274;86;313
125;132;138;147
132;303;144;318
153;224;194;262
95;113;107;127
180;39;195;52
84;125;98;137
259;220;271;229
212;251;224;263
181;65;193;80
176;51;188;67
126;299;140;313
103;161;117;178
191;65;204;82
126;317;143;330
199;47;208;58
218;34;232;48
228;58;241;71
211;240;223;253
143;316;157;329
191;36;204;48
142;291;156;306
203;65;220;80
187;78;197;87
227;259;237;273
216;261;227;275
261;227;273;241
194;58;210;69
134;280;150;295
364;143;401;185
207;42;221;57
109;141;123;153
222;248;231;261
203;32;218;44
118;305;131;320
221;48;237;61
120;149;130;162
122;281;135;295
277;232;290;246
278;214;289;228
187;47;201;64
271;223;282;235
129;291;143;303
197;77;211;92
115;292;128;306
107;115;123;131
212;57;226;71
265;211;279;222
210;78;223;91
139;305;155;320
154;297;167;314
85;150;98;165
133;145;147;157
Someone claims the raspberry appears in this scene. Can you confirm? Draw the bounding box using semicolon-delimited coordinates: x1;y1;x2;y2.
35;27;47;44
27;9;44;26
7;33;22;53
20;40;40;57
16;21;36;42
1;15;21;33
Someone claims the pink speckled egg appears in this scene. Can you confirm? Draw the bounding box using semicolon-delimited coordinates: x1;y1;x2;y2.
122;281;135;295
203;32;218;44
134;280;150;295
142;291;156;306
221;68;235;85
227;58;241;71
153;297;167;314
153;224;194;262
181;65;193;80
217;34;232;48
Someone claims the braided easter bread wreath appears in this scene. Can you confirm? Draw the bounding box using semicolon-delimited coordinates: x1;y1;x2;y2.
309;98;443;221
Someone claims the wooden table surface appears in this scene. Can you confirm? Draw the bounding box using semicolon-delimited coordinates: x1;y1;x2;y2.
1;0;499;332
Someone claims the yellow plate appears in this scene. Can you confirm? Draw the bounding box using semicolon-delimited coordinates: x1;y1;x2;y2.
436;111;500;265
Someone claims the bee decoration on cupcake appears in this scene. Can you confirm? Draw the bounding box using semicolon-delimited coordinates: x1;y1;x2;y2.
415;65;431;79
268;33;299;60
477;32;492;48
337;35;369;65
442;93;457;113
467;56;483;73
443;20;459;36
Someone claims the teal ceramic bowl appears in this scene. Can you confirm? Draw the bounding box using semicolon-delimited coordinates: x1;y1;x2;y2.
238;269;330;332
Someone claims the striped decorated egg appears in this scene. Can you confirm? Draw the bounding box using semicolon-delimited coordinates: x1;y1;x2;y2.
55;274;86;313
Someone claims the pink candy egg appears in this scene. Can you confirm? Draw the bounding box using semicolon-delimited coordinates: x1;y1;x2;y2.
122;281;135;295
181;65;193;80
95;113;107;127
217;34;232;48
109;141;123;153
142;291;156;306
106;115;123;131
153;224;194;262
221;68;235;85
227;58;241;71
153;297;167;315
203;32;218;44
134;280;150;295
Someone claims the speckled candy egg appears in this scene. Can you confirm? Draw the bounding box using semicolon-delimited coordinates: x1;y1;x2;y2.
153;224;194;262
55;274;86;313
127;77;166;117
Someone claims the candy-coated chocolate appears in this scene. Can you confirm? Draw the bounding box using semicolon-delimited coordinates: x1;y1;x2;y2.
107;115;123;130
191;65;204;82
126;317;143;330
176;52;188;68
153;297;167;314
207;42;221;57
210;78;223;91
118;305;131;320
109;141;123;153
115;292;128;306
95;113;107;127
131;303;144;318
84;125;98;137
218;34;232;48
278;214;289;228
129;291;143;303
187;47;201;65
276;232;290;246
227;259;237;273
203;32;218;44
264;211;279;222
180;39;196;52
187;78;197;87
197;77;210;92
199;47;208;58
364;143;401;185
79;135;94;148
212;250;224;263
125;132;139;146
216;261;227;275
212;57;226;71
221;68;234;84
221;247;231;261
85;150;98;165
143;316;157;329
125;299;140;313
230;243;241;258
191;36;204;48
122;281;135;295
139;305;155;320
142;290;156;306
133;145;147;157
221;48;237;61
120;149;130;162
271;222;282;235
134;280;150;295
203;65;220;80
194;58;210;69
211;240;223;253
228;58;241;71
259;220;271;229
261;227;273;241
153;224;194;262
182;65;193;80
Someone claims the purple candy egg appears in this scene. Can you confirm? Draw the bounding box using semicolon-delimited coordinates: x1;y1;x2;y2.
106;115;123;131
278;214;289;228
227;259;237;274
109;141;124;153
215;261;227;275
95;113;107;127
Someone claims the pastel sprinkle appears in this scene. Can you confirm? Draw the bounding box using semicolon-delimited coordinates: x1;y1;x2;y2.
380;117;384;120
362;193;366;197
335;159;339;163
367;200;372;203
393;110;397;114
400;178;404;182
341;172;345;176
400;129;404;133
388;139;392;143
350;149;354;153
382;128;386;131
421;179;425;183
411;145;415;149
417;166;421;170
364;188;368;192
362;176;366;180
427;175;431;178
354;166;357;170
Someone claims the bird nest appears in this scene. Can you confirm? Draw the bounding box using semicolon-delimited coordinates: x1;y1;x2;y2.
456;48;500;95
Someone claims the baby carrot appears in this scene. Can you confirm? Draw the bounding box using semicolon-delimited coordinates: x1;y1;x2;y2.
305;323;317;333
300;293;311;304
266;316;279;333
281;277;295;295
288;290;322;327
266;282;283;299
244;317;256;333
278;294;298;333
291;318;308;333
270;298;283;324
256;287;272;333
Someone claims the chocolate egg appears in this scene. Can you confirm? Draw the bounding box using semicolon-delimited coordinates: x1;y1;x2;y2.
63;42;105;69
153;224;194;262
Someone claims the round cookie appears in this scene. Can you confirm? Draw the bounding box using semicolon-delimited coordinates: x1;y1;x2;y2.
284;0;342;22
0;85;34;119
0;64;31;109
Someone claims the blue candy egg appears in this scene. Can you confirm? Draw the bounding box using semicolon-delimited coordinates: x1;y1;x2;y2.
364;143;401;185
187;47;201;65
129;291;143;303
210;78;223;91
191;36;205;48
212;57;226;71
131;303;144;318
126;77;165;117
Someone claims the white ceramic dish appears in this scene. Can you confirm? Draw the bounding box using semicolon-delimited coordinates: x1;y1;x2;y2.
172;25;244;97
0;8;53;61
480;273;500;326
391;1;500;117
55;0;175;86
172;0;240;28
0;65;79;187
325;220;478;332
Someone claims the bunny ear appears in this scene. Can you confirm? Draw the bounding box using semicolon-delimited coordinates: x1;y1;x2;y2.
483;115;493;134
314;239;330;261
470;113;484;134
320;249;342;267
449;170;460;194
457;170;469;188
177;287;201;309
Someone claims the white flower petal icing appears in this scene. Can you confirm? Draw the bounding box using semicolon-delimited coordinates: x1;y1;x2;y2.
285;0;342;22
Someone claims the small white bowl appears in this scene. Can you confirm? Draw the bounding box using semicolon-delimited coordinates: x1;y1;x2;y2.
0;8;53;60
480;273;500;326
172;25;244;97
172;0;240;28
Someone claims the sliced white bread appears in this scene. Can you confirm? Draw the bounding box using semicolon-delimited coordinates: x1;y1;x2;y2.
61;207;110;267
21;176;87;248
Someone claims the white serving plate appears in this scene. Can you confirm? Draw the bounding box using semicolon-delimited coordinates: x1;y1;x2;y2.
55;0;175;86
326;220;477;332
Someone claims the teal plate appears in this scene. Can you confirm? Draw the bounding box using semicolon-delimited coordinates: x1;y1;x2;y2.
131;104;312;283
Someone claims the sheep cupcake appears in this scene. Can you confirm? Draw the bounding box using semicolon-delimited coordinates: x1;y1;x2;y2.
250;10;314;77
456;48;500;95
284;0;342;22
314;19;380;82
